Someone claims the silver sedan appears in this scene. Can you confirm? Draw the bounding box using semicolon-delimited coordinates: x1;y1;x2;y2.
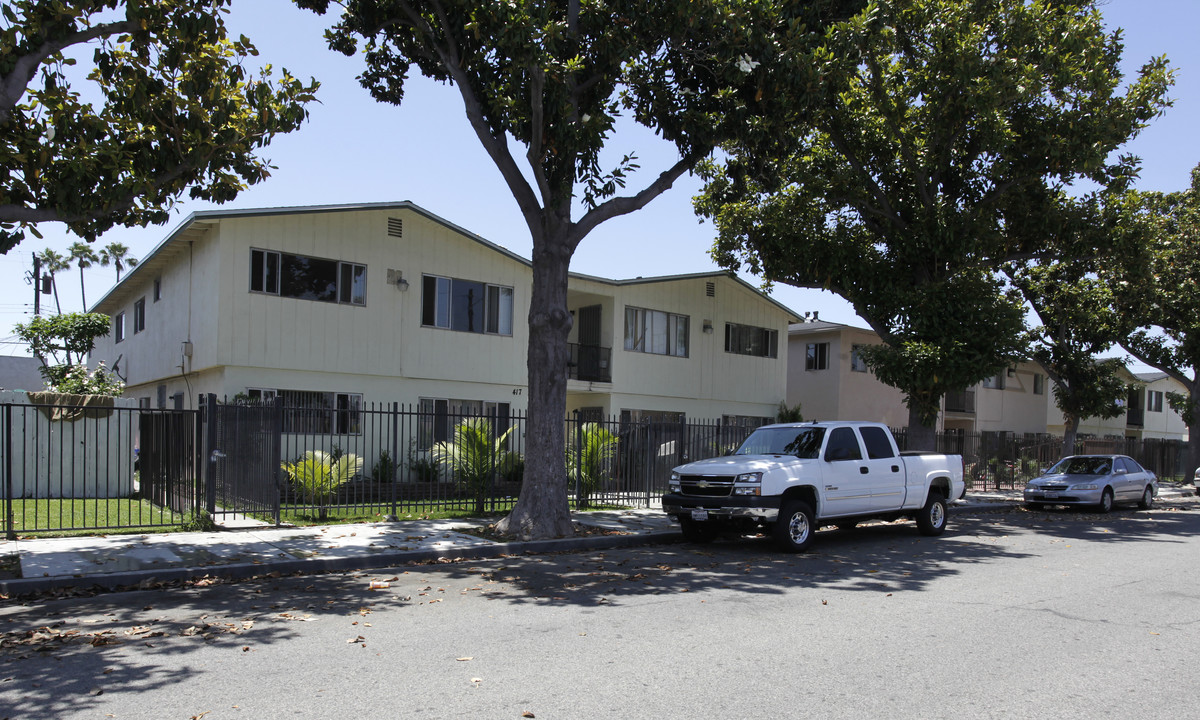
1024;455;1157;512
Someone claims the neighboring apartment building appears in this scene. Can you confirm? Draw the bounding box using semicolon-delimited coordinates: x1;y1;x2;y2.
787;320;1188;440
89;202;794;436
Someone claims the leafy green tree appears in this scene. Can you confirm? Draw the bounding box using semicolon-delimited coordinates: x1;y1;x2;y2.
567;422;618;509
281;450;364;519
68;240;98;308
13;311;111;388
98;241;137;282
298;0;857;537
433;417;517;516
0;0;318;252
695;0;1172;448
1115;164;1200;476
35;247;68;314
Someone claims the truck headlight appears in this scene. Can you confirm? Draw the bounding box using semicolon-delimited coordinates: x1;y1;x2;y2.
669;472;681;492
735;472;762;484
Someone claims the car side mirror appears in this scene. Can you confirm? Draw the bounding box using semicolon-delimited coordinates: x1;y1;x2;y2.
1114;468;1127;475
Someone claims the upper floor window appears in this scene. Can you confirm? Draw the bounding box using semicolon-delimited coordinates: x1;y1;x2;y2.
625;307;688;357
850;344;869;373
724;323;777;358
421;275;513;335
250;249;366;306
153;277;162;302
133;297;146;334
114;312;125;343
805;342;829;371
1033;373;1044;395
981;373;1005;389
1148;390;1164;412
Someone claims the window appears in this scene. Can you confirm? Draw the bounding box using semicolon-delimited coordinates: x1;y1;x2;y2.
246;388;277;404
1148;390;1164;412
421;275;513;335
1033;373;1044;395
724;323;777;358
850;344;869;373
153;277;161;302
805;342;829;371
859;426;896;459
250;249;366;306
114;312;125;343
418;397;511;449
625;307;688;357
824;427;862;461
133;297;146;334
266;390;363;434
982;373;1005;389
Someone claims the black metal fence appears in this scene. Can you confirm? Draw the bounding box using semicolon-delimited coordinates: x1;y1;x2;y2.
892;428;1192;490
2;395;765;536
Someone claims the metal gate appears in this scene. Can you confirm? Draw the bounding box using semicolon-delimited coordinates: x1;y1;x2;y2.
139;409;200;515
201;394;282;524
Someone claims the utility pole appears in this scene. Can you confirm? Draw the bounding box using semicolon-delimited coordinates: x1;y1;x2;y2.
31;252;41;316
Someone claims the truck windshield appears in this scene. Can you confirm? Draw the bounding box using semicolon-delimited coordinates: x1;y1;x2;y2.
736;427;825;458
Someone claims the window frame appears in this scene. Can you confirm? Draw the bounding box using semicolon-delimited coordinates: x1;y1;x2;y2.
420;274;514;336
1148;390;1164;412
249;248;367;307
133;297;146;334
624;306;689;358
114;312;125;343
805;342;829;371
724;322;778;359
850;344;869;373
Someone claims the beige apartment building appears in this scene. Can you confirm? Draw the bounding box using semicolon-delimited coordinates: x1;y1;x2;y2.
89;202;795;431
788;321;1189;440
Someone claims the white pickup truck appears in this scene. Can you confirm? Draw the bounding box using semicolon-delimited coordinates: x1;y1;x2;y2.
662;421;965;552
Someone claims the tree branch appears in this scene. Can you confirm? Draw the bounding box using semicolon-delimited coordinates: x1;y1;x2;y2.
0;19;137;124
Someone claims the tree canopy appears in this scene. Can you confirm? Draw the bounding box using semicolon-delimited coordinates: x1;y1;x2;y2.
695;0;1172;447
299;0;859;538
0;0;318;252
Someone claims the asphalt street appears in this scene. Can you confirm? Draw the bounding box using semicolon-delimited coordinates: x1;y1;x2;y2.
2;502;1198;720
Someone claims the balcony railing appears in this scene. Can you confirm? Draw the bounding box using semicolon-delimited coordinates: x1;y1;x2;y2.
944;389;976;414
1126;407;1144;428
568;343;611;383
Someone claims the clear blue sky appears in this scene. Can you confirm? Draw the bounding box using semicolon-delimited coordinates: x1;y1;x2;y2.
1;0;1197;357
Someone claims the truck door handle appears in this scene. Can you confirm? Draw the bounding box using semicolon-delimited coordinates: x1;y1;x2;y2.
892;465;900;473
825;485;837;490
859;467;869;474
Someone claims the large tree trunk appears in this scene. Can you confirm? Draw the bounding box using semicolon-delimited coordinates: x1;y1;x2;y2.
1062;415;1080;458
906;405;937;451
494;239;575;540
1187;387;1200;485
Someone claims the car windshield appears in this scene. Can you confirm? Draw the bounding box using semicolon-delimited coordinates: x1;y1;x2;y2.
1048;457;1113;475
735;427;825;459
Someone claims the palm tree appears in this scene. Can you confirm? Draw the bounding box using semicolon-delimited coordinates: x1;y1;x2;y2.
433;417;516;515
568;422;619;509
281;450;364;520
35;248;69;315
98;242;138;282
68;241;99;309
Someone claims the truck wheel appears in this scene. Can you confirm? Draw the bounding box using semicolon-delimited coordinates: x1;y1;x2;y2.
915;493;947;536
679;517;719;543
774;500;815;553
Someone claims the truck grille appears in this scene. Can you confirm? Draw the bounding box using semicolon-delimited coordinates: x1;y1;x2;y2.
678;475;734;497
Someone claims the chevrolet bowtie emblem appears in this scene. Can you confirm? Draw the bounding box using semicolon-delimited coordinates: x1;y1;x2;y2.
696;481;710;488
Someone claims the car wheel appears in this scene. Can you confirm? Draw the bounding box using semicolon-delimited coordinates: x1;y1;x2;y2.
1138;486;1154;510
1097;488;1114;514
835;520;858;531
916;493;948;536
774;500;816;553
679;517;720;544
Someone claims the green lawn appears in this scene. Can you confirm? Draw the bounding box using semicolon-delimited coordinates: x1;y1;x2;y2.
5;497;189;538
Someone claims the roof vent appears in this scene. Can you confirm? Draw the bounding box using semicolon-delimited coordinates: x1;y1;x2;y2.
705;281;715;297
387;217;403;238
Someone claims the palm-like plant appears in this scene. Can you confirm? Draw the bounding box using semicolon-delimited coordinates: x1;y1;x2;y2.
568;422;619;509
99;242;138;282
281;450;363;519
68;241;99;309
433;417;516;515
36;248;69;314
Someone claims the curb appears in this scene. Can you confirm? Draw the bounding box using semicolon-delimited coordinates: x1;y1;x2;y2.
0;529;683;597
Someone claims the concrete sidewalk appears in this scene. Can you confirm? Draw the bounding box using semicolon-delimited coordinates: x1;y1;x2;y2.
2;487;1191;596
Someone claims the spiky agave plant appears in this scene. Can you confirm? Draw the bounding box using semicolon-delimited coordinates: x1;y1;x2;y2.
433;417;516;515
567;422;619;509
281;450;363;518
